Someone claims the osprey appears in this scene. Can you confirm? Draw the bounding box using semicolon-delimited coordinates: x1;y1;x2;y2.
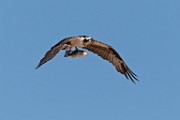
36;35;138;83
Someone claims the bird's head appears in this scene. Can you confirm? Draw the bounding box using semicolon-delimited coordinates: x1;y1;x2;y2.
79;35;92;47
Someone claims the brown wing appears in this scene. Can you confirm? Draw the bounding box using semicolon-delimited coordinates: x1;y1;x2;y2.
36;38;70;69
83;40;138;83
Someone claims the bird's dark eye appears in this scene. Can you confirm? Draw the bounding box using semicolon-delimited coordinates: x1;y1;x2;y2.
83;39;89;42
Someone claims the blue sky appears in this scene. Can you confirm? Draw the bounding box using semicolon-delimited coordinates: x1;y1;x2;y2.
0;0;180;120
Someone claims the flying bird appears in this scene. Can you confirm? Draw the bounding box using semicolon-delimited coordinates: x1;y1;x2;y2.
36;35;138;83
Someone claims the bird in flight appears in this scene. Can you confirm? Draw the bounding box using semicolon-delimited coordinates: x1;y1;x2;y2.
36;35;138;83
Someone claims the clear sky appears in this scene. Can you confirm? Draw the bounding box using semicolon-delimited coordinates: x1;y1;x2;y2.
0;0;180;120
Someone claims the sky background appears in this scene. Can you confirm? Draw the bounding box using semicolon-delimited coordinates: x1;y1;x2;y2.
0;0;180;120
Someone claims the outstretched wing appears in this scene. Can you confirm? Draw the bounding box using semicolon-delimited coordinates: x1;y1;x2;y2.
83;40;138;83
36;38;69;69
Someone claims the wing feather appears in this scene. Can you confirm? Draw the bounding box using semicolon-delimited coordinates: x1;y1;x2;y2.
36;38;69;69
83;40;138;83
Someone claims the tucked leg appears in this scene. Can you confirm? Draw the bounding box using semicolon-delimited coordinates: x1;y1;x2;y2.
64;48;72;57
75;47;78;51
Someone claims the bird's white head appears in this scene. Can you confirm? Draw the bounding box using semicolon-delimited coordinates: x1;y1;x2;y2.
79;35;92;47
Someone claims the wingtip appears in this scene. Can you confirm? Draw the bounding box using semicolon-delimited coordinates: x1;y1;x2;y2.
35;64;41;69
124;71;139;84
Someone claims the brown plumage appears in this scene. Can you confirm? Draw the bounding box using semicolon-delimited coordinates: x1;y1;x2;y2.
83;40;138;83
36;35;138;83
